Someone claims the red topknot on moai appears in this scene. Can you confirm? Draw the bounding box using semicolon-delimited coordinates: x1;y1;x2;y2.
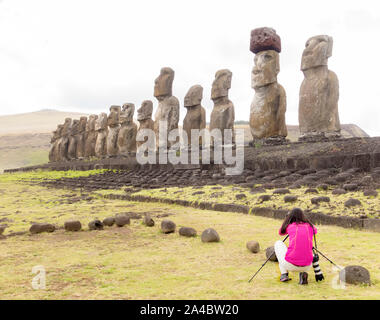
250;27;281;54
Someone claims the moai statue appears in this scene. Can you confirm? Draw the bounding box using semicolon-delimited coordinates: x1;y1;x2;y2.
49;124;62;162
249;27;287;144
67;119;79;160
84;114;98;158
137;100;155;150
117;103;137;155
75;116;87;159
153;67;180;149
106;105;121;157
209;69;235;145
59;118;72;161
94;113;108;158
298;35;340;141
183;85;206;147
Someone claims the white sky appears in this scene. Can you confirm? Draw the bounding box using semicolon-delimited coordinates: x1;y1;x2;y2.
1;0;379;136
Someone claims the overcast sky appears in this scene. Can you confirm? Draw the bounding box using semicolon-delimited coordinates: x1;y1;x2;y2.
1;0;379;136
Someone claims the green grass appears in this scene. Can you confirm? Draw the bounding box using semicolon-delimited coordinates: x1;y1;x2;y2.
0;171;379;299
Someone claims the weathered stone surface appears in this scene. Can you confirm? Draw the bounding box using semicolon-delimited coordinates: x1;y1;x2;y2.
179;227;197;237
209;69;235;145
344;198;361;207
258;194;271;202
246;240;260;253
299;35;340;140
305;188;319;194
236;193;247;200
88;219;104;230
273;188;290;194
311;196;330;204
143;214;155;227
332;188;346;195
343;183;358;191
183;85;206;146
161;219;176;233
153;67;179;149
250;47;287;140
95;113;108;157
74;116;87;159
137;100;155;150
340;265;371;285
363;189;378;197
284;195;298;203
64;220;82;232
49;124;63;162
107;105;121;157
102;217;115;227
30;223;55;234
201;228;220;243
59;118;72;161
84;114;98;158
265;246;278;262
67;119;79;160
118;103;137;155
250;27;281;53
115;214;130;227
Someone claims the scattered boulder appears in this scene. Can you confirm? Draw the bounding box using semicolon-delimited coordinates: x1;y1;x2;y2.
273;188;290;195
258;194;271;203
265;246;278;262
343;183;358;191
210;192;224;198
30;223;55;234
344;198;362;208
88;220;104;231
339;265;371;285
305;188;318;194
201;228;220;243
64;220;82;232
246;240;260;253
361;175;373;185
143;214;155;227
235;193;247;200
317;184;328;191
311;196;330;205
250;187;266;194
363;190;378;197
179;227;197;237
335;173;351;183
325;178;338;185
332;188;346;195
102;217;115;227
115;215;130;227
192;191;205;195
284;195;298;203
161;220;176;234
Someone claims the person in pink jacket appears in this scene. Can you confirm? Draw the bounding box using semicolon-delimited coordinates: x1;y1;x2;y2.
274;208;317;285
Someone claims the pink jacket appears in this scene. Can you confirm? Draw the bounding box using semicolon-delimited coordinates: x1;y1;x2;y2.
279;222;317;266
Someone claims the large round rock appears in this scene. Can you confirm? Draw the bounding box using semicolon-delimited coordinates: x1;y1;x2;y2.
265;246;278;262
30;223;55;234
115;215;130;227
250;27;281;53
179;227;197;237
161;220;176;234
64;220;82;232
88;219;104;231
201;228;220;243
246;240;260;253
143;215;155;227
339;265;371;285
103;217;115;227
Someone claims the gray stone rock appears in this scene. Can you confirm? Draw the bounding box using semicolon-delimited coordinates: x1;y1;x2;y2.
311;196;330;204
236;193;247;200
344;198;362;208
273;188;290;194
161;219;176;234
284;195;298;203
30;223;56;234
64;220;82;232
343;183;358;191
246;240;260;253
332;188;346;195
265;246;278;262
339;265;371;285
363;190;378;197
143;214;155;227
179;227;197;237
305;188;319;194
88;219;104;231
102;217;115;227
201;228;220;243
258;194;271;202
115;215;130;227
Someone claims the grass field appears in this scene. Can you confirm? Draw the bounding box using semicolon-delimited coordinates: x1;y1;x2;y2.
0;170;379;299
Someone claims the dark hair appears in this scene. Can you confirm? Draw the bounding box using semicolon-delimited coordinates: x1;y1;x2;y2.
280;208;311;234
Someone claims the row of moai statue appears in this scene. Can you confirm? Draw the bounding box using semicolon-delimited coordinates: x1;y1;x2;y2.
49;27;341;162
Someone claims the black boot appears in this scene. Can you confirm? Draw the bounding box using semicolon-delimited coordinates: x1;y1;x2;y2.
280;273;291;282
299;272;308;285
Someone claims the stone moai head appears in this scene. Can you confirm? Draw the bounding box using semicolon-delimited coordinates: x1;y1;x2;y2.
184;85;203;108
95;113;108;131
120;103;135;123
137;100;153;121
211;69;232;100
301;35;333;71
154;67;174;98
107;105;121;127
86;114;98;131
252;50;280;89
78;116;87;133
62;118;72;136
71;119;80;136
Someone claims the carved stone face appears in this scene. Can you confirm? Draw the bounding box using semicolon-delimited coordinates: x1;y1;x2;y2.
107;105;121;127
95;113;108;131
184;85;203;107
86;115;98;131
154;67;174;98
137;100;153;121
120;103;135;123
62;118;72;136
78;116;87;133
211;69;232;100
70;120;80;136
252;50;279;89
301;35;333;71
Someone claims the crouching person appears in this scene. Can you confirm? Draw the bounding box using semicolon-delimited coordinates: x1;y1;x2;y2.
274;208;317;285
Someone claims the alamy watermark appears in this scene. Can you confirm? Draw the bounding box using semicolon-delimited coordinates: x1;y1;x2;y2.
31;265;46;290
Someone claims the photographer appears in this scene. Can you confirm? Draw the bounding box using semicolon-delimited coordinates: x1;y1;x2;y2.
274;208;317;285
